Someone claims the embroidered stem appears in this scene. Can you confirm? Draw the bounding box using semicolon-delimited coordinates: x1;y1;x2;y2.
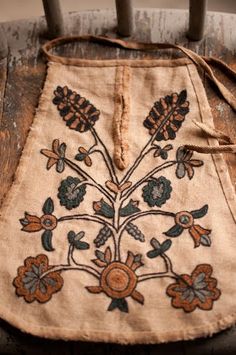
116;210;175;261
119;210;175;232
138;254;178;282
90;127;119;184
42;245;100;280
58;214;115;232
64;158;114;203
113;65;131;170
120;111;176;184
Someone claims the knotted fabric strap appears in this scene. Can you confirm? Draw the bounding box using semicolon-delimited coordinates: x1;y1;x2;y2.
184;120;236;154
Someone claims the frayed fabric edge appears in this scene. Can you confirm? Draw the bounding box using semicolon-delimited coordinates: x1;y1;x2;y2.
0;304;235;344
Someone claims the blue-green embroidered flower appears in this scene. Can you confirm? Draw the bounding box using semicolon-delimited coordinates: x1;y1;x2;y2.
58;176;86;210
142;176;172;207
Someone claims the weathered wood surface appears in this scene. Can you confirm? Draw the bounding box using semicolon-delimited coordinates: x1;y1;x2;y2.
0;8;235;354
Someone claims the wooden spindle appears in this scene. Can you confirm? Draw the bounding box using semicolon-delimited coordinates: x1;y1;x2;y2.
42;0;64;38
115;0;133;37
188;0;208;41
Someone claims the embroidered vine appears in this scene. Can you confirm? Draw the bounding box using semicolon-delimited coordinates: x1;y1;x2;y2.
13;86;221;313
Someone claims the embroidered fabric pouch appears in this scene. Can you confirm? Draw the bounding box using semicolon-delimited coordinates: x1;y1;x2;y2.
0;35;236;344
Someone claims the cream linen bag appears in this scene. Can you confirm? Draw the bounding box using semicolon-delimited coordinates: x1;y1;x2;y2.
0;35;236;344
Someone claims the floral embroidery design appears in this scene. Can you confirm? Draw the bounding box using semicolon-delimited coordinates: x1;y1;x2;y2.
142;176;172;207
58;176;86;210
13;87;221;314
166;264;221;312
13;254;63;303
164;205;211;247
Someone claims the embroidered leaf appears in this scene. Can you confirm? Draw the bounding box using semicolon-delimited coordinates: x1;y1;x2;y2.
200;234;211;247
41;230;54;252
191;205;208;219
150;238;160;249
93;199;114;218
53;86;100;133
104;247;112;263
143;90;189;141
108;298;128;313
75;241;90;250
147;248;161;258
105;181;119;193
95;250;105;262
94;225;113;248
86;286;102;294
42;197;54;215
153;144;173;160
125;222;145;242
120;200;140;217
131;290;145;305
105;181;132;193
161;239;172;252
147;239;172;258
164;223;184;237
119;181;132;192
92;259;107;268
67;231;89;249
67;231;76;244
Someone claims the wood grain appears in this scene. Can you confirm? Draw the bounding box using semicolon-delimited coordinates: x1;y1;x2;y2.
0;8;235;354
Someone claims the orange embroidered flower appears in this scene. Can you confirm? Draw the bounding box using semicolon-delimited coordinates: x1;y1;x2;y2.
41;139;66;173
20;213;57;232
19;198;58;252
166;264;221;312
13;254;63;303
165;205;211;248
86;248;144;313
75;147;92;166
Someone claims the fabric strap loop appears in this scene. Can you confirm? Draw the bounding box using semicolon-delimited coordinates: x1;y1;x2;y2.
42;35;236;112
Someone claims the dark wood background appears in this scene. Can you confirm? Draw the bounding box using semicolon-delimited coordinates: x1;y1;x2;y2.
0;8;235;354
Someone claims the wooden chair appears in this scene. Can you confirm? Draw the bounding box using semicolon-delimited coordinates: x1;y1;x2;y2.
0;1;235;354
42;0;207;40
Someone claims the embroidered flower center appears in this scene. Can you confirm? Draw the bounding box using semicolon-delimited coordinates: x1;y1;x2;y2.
101;262;137;299
65;184;79;200
40;215;57;231
175;211;193;229
151;184;164;199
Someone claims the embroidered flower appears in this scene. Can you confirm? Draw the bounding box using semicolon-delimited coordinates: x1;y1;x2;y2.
164;205;211;248
75;147;92;167
166;264;221;312
20;198;57;251
144;90;189;141
53;86;100;132
153;144;173;160
58;176;86;210
93;198;114;218
142;176;172;207
175;146;203;179
86;249;144;313
13;254;63;303
41;139;66;173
